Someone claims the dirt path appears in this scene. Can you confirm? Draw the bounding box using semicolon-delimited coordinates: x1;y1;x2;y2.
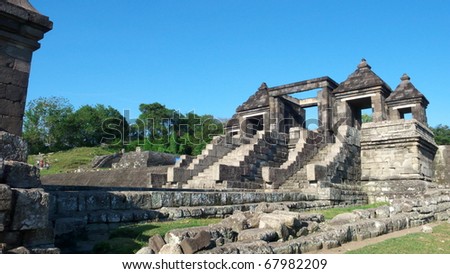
309;222;443;254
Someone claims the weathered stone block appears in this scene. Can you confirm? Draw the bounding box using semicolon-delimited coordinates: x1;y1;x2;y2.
54;217;87;236
375;206;391;218
237;228;278;242
0;158;4;181
56;192;78;213
22;227;54;247
329;213;360;225
0;131;28;162
0;184;12;211
30;248;61;254
254;203;289;213
179;230;211;254
0;231;22;247
148;234;166;254
220;211;248;232
11;188;49;231
159;243;183;254
3;161;40;188
136;247;155;254
421;225;433;234
85;192;110;211
7;246;30;254
259;213;297;240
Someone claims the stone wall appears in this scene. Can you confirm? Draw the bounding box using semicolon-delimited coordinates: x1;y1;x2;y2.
48;187;367;253
434;145;450;185
41;166;170;188
361;120;438;202
1;133;55;253
361;120;437;181
112;150;177;169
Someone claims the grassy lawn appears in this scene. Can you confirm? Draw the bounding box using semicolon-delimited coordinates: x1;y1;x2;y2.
28;147;116;175
347;223;450;254
93;218;221;254
311;202;388;220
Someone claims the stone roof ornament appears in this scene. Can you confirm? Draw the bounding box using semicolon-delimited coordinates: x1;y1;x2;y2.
258;82;268;90
400;73;411;82
357;58;372;70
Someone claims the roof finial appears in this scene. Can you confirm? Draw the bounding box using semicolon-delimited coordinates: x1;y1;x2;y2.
401;73;411;81
357;58;371;69
258;82;268;90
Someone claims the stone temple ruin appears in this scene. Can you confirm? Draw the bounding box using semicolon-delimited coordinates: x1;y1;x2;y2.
167;58;438;202
0;0;449;254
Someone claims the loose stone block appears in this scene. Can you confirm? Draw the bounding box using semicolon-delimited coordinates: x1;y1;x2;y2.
136;247;155;254
421;225;433;234
7;246;30;254
179;230;211;254
237;228;278;242
148;234;166;254
159;243;183;254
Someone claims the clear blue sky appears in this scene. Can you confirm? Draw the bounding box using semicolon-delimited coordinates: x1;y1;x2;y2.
29;0;450;127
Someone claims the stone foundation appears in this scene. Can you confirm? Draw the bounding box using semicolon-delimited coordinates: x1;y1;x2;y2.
142;189;450;254
361;120;438;201
47;186;367;253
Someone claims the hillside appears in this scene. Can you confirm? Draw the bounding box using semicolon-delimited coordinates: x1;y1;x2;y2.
28;147;116;175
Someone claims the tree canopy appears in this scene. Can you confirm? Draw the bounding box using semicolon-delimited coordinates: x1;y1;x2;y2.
23;97;224;155
432;124;450;145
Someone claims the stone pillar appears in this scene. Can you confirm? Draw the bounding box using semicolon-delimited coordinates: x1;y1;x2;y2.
0;0;52;136
372;93;387;122
412;105;427;125
318;88;333;143
388;107;401;121
269;96;283;132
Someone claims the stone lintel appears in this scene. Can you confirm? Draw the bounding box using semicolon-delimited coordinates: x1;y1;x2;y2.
268;76;338;97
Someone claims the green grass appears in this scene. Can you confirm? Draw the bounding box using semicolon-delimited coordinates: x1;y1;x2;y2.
347;223;450;254
93;218;221;254
311;202;389;220
28;147;116;175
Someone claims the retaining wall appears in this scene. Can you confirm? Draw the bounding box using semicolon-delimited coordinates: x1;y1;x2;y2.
47;186;367;253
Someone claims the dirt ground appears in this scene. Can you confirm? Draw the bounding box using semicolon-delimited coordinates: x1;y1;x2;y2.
309;222;443;254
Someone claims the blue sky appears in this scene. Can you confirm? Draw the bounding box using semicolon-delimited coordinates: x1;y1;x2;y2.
29;0;450;127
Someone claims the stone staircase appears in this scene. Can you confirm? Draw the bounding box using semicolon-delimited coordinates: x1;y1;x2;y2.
280;125;361;190
262;129;323;189
166;135;237;187
186;131;288;189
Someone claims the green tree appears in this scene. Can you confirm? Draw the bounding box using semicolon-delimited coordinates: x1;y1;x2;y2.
432;124;450;145
70;104;128;147
138;102;176;144
23;96;74;154
362;114;373;123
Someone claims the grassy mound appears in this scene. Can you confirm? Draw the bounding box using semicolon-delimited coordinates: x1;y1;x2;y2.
28;147;116;175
